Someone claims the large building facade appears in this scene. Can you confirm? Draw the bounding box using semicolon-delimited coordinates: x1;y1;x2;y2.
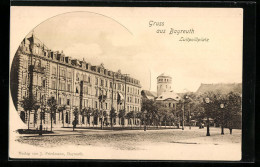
10;34;142;127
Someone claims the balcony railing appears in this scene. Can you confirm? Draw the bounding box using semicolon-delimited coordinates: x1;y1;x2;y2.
30;65;45;74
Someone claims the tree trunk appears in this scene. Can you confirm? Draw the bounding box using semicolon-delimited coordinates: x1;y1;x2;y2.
51;111;53;132
62;111;64;128
33;112;36;128
28;110;31;130
165;121;166;129
111;117;113;130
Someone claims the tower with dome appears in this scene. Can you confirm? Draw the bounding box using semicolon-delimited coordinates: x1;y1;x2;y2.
157;73;172;97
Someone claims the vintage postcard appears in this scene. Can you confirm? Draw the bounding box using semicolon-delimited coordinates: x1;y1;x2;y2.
9;7;243;160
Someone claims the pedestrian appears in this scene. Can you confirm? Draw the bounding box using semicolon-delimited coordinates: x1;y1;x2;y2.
229;128;232;134
72;120;76;131
228;121;233;134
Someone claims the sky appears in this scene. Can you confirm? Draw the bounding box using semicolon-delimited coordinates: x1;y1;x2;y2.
17;8;243;93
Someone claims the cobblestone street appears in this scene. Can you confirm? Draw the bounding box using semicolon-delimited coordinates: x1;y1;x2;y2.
13;127;241;160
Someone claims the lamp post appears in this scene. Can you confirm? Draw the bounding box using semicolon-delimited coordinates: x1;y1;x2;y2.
205;97;210;136
189;103;192;130
182;95;189;130
182;100;185;130
99;87;107;130
39;96;46;136
220;103;224;135
144;110;147;131
39;105;43;136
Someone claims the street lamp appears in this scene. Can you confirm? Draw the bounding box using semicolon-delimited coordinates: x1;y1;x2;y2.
99;87;107;130
220;103;224;135
39;105;43;136
39;96;46;136
182;95;189;130
144;110;147;131
205;97;210;136
99;88;104;130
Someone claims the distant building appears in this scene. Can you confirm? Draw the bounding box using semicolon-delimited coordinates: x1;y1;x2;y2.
141;73;181;109
157;73;172;97
141;90;157;100
156;90;181;109
196;83;242;95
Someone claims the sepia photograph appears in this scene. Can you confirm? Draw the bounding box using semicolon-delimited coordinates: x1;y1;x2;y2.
9;7;243;160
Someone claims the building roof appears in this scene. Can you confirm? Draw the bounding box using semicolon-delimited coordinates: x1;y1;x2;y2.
141;90;157;100
21;33;141;88
156;90;181;101
157;73;172;78
196;83;242;94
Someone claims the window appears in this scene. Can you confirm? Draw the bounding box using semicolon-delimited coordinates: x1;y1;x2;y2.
122;86;124;91
37;76;41;86
95;88;98;97
42;80;45;87
67;83;71;92
128;87;129;93
95;101;98;108
105;80;108;87
68;72;72;79
169;103;171;107
105;103;107;109
22;73;27;84
59;82;64;90
118;83;121;90
88;76;91;83
101;79;104;86
76;86;79;94
52;67;56;75
67;99;70;105
22;90;26;98
110;82;112;88
60;69;65;77
51;80;56;89
95;77;98;85
23;60;27;68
